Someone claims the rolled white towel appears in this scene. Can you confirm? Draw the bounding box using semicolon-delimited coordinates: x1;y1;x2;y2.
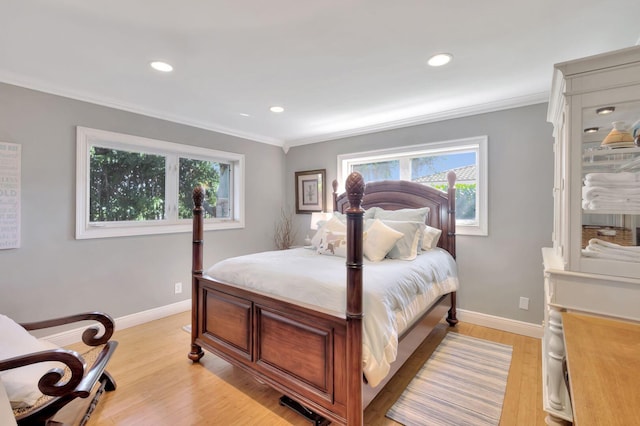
582;249;640;262
587;238;640;253
583;239;640;262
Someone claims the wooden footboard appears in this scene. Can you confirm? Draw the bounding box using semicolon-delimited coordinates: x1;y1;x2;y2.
193;277;350;422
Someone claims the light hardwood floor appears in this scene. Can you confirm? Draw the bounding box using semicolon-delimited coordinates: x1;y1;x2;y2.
60;311;546;425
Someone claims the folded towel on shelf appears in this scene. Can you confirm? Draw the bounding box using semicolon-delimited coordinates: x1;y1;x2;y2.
582;199;640;211
582;185;640;201
584;181;640;188
584;172;640;184
582;238;640;262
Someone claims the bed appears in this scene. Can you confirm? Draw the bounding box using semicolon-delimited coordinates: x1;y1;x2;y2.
188;171;458;425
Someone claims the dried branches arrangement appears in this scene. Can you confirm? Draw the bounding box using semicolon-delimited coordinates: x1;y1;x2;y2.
274;207;297;250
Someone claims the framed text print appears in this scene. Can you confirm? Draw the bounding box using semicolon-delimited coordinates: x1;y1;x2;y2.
0;142;20;249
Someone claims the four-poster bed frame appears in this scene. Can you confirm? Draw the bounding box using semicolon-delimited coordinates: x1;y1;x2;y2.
188;171;458;425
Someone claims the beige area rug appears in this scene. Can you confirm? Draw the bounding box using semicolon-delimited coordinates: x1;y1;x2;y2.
386;333;512;426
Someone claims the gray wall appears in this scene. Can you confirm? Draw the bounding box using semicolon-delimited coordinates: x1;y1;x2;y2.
286;103;554;324
0;82;553;326
0;83;286;322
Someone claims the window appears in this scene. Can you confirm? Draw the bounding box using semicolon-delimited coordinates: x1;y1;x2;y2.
338;136;488;236
76;127;244;239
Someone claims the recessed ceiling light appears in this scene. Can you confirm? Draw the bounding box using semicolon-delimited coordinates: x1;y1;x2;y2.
150;61;173;72
270;106;284;113
427;53;453;67
596;106;615;115
239;113;251;117
584;127;600;133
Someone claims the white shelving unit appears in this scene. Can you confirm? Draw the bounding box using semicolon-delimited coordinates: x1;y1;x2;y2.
543;46;640;425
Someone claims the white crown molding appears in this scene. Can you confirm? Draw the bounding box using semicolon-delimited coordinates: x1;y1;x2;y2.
457;309;543;339
1;72;547;151
283;92;549;150
42;299;191;347
0;72;283;147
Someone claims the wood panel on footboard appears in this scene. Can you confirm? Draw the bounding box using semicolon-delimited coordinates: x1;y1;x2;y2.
189;171;458;425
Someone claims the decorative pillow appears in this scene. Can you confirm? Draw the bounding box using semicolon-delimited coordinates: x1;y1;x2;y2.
363;219;404;262
331;211;347;224
0;314;62;408
375;220;425;260
422;225;442;250
317;230;349;257
311;216;346;248
374;207;430;223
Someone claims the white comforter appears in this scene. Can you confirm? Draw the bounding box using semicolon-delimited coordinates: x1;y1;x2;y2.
205;247;458;387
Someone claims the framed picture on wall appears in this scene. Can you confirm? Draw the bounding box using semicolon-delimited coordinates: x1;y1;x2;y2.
295;169;325;214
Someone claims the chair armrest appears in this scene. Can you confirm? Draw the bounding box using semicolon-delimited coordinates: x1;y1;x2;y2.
75;341;118;396
19;312;115;346
0;341;118;399
0;349;85;397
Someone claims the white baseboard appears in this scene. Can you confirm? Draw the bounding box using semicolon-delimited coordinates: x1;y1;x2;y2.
457;309;543;339
44;299;191;347
44;300;541;346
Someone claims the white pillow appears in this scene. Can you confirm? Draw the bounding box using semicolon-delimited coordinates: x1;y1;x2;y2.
0;314;62;408
317;230;348;257
311;216;346;248
375;220;425;260
374;207;430;223
363;219;404;262
422;225;443;250
332;208;378;223
363;207;379;220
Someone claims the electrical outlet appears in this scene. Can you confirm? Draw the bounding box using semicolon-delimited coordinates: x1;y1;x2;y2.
174;282;183;294
519;296;529;310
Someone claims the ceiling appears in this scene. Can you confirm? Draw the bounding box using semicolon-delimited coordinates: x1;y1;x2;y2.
1;1;639;149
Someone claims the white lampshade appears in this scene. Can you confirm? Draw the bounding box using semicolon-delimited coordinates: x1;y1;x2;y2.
310;212;333;230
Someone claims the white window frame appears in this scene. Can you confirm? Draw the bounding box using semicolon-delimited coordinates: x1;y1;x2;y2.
76;127;245;239
338;136;488;236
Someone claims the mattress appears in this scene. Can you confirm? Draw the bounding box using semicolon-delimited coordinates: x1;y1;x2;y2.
205;247;458;387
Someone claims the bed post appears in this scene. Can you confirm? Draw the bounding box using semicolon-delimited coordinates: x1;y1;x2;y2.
189;186;205;362
345;172;365;426
446;171;458;327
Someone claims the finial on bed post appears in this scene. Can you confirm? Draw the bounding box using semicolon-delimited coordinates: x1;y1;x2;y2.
345;172;364;426
345;172;365;212
190;186;205;362
332;179;338;212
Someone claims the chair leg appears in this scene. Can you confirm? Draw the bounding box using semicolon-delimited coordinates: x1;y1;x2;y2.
76;371;117;426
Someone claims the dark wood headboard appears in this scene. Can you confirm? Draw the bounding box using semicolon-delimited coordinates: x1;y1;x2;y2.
332;172;456;258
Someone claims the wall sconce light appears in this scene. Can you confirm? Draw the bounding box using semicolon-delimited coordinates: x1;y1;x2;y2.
584;127;600;133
